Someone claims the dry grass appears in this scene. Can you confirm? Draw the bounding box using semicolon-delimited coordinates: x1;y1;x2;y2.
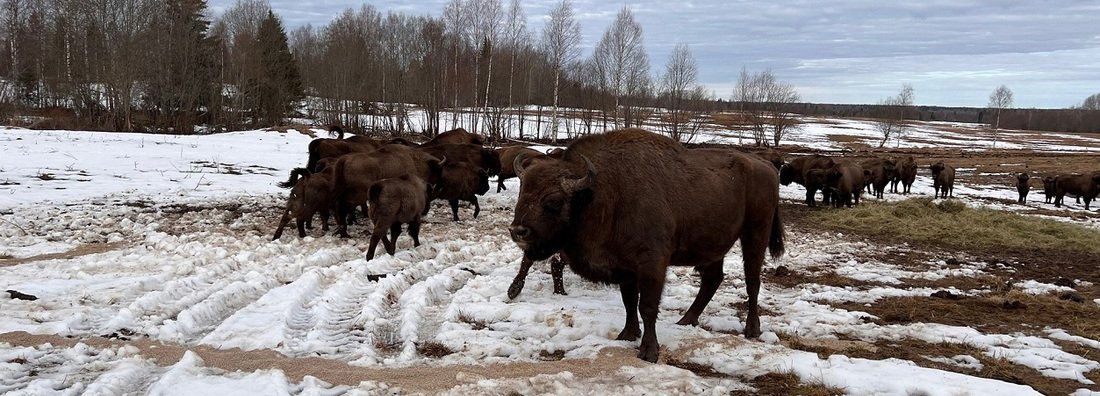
781;335;1098;395
810;198;1100;256
731;372;845;396
415;342;454;358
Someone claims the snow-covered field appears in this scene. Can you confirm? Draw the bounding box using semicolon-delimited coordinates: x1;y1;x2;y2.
2;121;1099;395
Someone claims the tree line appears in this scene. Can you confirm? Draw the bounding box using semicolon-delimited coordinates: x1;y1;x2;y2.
0;0;1095;139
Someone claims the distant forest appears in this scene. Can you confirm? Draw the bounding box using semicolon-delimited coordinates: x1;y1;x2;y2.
0;0;1097;135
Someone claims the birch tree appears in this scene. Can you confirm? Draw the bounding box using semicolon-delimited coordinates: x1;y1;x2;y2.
593;6;648;129
987;85;1012;148
540;0;580;142
658;43;703;143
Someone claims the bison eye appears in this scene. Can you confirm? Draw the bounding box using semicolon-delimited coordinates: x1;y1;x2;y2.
543;197;563;214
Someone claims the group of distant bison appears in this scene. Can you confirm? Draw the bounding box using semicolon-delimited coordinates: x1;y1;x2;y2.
273;126;1098;363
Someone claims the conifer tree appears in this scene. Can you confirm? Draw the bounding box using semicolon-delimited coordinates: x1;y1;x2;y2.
251;10;302;127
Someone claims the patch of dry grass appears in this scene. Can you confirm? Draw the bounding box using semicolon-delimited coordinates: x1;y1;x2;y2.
810;198;1100;256
731;372;845;396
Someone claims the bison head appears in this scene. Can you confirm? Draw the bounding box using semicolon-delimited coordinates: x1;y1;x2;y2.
778;164;796;186
510;154;596;261
481;148;503;177
930;162;945;176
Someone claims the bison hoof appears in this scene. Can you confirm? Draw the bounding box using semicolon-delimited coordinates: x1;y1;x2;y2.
616;327;641;341
744;326;762;339
675;316;699;326
553;289;568;296
636;343;659;363
506;281;525;300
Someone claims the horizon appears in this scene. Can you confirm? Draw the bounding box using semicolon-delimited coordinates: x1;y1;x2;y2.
208;0;1100;110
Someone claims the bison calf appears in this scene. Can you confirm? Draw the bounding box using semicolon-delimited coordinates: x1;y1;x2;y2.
930;161;956;199
433;161;491;221
274;168;334;240
1016;172;1031;204
365;175;428;260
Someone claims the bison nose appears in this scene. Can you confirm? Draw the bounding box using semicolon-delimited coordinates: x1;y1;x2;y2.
510;225;531;241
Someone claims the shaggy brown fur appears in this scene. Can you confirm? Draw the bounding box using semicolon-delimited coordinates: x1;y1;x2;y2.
331;145;442;238
365;175;428;259
780;154;836;206
930;161;956;199
509;129;784;362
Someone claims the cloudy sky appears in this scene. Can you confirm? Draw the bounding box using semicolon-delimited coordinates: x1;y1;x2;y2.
208;0;1100;108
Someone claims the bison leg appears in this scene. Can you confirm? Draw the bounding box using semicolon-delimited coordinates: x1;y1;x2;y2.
507;257;536;300
320;207;331;232
497;178;506;193
296;218;307;238
676;261;724;327
381;226;397;255
273;210;292;240
471;196;481;218
389;221;402;246
740;227;768;340
334;199;352;238
804;188;816;207
366;227;385;260
449;199;460;221
551;254;567;295
636;274;666;363
408;221;422;247
615;279;641;342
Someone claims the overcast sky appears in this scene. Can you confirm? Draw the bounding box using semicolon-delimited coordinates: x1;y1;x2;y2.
209;0;1100;109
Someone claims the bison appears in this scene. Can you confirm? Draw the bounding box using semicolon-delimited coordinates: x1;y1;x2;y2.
273;167;334;240
432;160;491;221
495;146;545;193
1043;176;1058;203
305;127;383;172
1016;172;1031;204
861;158;896;199
890;156;918;194
365;175;428;260
422;128;484;147
930;161;956;199
751;149;785;170
780;154;836;206
826;162;867;208
330;144;442;238
509;129;784;362
419;143;502;177
1054;173;1100;210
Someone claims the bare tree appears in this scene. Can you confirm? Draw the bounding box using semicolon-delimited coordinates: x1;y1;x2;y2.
540;0;580;142
657;43;703;143
874;83;914;148
988;84;1013;148
1078;93;1100;110
592;6;648;129
735;69;800;147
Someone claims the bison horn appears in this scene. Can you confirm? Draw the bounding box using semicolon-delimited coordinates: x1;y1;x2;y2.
514;153;529;178
438;155;448;167
560;155;596;194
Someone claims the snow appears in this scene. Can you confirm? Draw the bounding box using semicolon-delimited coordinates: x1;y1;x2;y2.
2;120;1099;394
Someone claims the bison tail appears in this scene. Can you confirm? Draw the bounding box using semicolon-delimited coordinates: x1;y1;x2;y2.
278;167;311;189
768;205;785;260
306;140;321;171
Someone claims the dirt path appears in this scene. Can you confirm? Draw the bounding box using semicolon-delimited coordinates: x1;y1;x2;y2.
0;331;647;392
0;242;127;267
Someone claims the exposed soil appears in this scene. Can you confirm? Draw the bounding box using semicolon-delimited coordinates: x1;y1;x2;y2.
0;241;127;267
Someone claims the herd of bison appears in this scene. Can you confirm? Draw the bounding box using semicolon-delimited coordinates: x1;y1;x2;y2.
272;126;1100;362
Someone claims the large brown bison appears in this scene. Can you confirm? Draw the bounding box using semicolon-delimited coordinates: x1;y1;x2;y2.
1043;176;1058;203
365;175;428;260
422;128;484;147
890;156;918;194
273;167;335;240
1016;172;1031;204
419;143;502;176
826;162;867;208
930;161;956;199
433;160;491;221
305;127;384;172
331;145;442;238
860;158;896;199
780;154;836;206
1054;173;1100;210
496;146;544;193
509;129;784;362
